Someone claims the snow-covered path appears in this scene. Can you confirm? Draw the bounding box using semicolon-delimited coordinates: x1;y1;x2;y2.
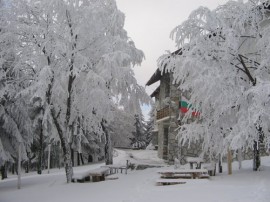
0;150;270;202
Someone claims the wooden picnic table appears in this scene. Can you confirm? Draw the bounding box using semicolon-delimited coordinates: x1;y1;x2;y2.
72;167;110;182
186;157;204;169
158;168;209;179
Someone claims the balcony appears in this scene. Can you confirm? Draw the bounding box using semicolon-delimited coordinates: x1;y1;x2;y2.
156;106;172;121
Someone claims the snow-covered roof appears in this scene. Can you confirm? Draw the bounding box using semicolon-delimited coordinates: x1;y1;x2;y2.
146;69;162;86
146;49;182;86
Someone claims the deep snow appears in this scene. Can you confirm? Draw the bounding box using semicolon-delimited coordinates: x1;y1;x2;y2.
0;149;270;202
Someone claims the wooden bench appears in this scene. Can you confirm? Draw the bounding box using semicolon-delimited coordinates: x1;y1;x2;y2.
156;179;186;186
158;169;209;179
160;173;192;179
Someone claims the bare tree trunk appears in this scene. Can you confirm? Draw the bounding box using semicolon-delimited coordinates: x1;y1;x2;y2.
101;119;113;165
80;153;84;165
77;152;80;166
218;154;223;173
51;108;73;183
0;163;7;180
253;141;260;171
61;137;73;183
46;70;74;182
44;53;74;182
12;163;15;174
58;143;61;169
47;144;51;174
63;143;73;183
37;119;44;174
238;149;242;170
17;143;21;189
71;148;74;167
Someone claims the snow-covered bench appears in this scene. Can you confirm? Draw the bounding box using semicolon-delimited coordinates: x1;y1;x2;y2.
156;179;186;186
72;171;91;183
72;167;110;183
158;169;209;179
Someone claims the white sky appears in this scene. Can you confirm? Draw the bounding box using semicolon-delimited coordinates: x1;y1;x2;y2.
116;0;229;95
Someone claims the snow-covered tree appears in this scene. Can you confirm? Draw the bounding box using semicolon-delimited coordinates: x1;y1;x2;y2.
0;0;33;173
131;113;147;149
159;0;270;169
6;0;148;182
145;104;155;146
110;107;135;148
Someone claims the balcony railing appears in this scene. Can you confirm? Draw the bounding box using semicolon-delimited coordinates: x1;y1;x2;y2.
156;106;172;120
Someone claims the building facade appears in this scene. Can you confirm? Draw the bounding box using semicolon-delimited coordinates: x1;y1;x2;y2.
146;70;202;165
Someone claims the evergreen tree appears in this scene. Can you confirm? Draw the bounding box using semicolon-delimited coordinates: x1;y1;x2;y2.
110;107;135;148
131;114;146;149
145;105;155;146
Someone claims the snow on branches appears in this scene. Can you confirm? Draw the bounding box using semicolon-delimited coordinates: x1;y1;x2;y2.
1;0;149;181
159;0;270;158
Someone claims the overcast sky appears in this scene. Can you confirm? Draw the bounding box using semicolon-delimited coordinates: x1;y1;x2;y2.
116;0;229;96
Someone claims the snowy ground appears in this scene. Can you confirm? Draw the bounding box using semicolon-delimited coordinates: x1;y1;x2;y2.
0;149;270;202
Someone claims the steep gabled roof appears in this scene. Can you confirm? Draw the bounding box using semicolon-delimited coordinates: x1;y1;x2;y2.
146;49;182;86
146;69;162;86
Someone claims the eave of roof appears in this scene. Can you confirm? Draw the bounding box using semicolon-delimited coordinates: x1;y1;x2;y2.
146;69;162;86
146;49;182;86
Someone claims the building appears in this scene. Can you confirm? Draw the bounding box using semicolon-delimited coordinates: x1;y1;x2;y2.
146;68;202;165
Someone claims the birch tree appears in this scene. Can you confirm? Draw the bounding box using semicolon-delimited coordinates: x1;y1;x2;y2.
8;0;148;182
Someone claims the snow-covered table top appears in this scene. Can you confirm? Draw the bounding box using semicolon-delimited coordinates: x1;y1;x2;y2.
88;167;110;175
102;164;127;169
158;168;208;174
73;167;110;179
186;157;204;163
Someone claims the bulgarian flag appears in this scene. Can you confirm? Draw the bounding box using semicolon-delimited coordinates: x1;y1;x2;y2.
179;98;200;117
191;111;200;117
179;100;191;113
